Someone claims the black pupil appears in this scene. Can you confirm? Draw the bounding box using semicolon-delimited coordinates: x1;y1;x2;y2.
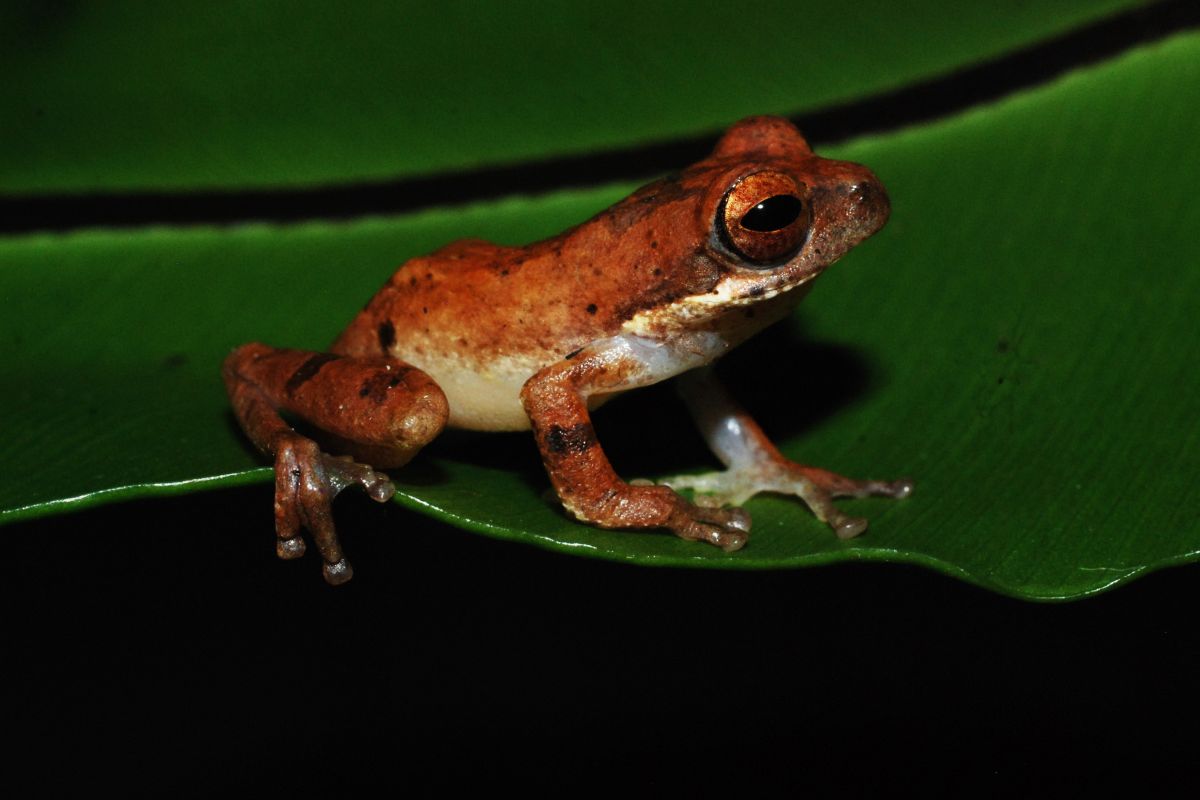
740;195;803;232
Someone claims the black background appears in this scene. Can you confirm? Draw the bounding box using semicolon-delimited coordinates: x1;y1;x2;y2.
6;483;1197;792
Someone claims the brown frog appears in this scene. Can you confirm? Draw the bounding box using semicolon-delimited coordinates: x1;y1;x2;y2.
223;116;912;584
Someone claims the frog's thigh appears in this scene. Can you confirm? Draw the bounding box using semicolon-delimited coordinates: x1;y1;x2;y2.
224;343;450;584
519;337;749;550
223;342;448;468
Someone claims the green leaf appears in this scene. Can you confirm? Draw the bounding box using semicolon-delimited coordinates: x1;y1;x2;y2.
1;0;1145;192
3;30;1198;599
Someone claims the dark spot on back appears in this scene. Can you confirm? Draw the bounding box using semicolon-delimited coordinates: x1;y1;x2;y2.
377;321;395;353
997;338;1010;353
749;286;765;297
285;353;340;395
565;347;583;360
650;240;658;249
586;303;598;315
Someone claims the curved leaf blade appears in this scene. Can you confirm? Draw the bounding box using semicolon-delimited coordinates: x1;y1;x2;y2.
2;32;1199;599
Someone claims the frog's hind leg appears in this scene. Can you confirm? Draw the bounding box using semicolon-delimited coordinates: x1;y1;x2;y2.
222;343;449;584
661;366;911;540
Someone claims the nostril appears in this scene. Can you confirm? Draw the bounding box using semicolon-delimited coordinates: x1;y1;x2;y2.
847;180;890;223
848;181;875;205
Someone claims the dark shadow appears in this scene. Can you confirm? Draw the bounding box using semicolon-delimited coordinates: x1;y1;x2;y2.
5;483;1200;790
403;428;536;492
601;323;878;477
711;322;878;442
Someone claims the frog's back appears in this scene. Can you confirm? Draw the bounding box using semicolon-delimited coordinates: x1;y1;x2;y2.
329;237;616;430
336;236;612;356
330;170;728;431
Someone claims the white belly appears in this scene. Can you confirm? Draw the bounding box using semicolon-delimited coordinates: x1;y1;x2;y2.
403;319;752;433
408;352;541;432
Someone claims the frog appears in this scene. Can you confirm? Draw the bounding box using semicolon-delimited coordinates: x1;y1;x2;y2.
223;116;912;585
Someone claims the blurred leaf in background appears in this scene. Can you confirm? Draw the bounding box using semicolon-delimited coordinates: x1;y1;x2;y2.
1;0;1147;191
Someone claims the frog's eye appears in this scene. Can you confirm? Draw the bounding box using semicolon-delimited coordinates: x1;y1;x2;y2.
740;195;804;231
718;171;811;265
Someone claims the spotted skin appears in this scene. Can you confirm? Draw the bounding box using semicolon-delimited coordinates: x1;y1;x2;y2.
224;116;909;584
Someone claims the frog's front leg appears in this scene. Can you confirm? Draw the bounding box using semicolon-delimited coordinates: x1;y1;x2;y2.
520;338;750;550
223;343;448;584
663;366;911;539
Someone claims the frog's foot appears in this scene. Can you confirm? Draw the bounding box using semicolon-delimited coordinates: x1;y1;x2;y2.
666;496;752;552
273;433;395;585
659;465;911;540
570;482;751;552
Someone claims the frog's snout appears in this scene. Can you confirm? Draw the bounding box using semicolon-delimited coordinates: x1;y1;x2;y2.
845;176;891;239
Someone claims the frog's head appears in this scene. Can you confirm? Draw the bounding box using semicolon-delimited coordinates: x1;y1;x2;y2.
695;116;890;304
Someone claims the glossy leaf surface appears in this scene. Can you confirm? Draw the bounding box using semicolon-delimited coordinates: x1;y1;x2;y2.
4;30;1199;599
